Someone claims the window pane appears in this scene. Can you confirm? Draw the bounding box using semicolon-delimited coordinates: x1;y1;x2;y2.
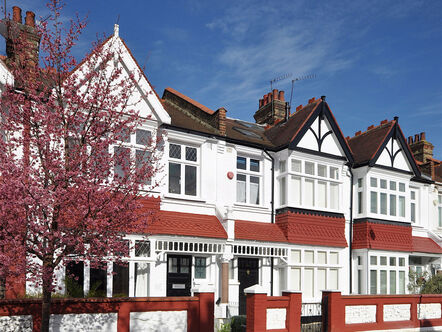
318;269;326;294
168;163;181;194
236;174;246;203
119;127;131;143
279;177;286;206
370;177;377;187
305;179;315;206
330;252;338;265
380;193;387;214
291;159;301;172
237;156;246;170
136;129;151;146
135;262;149;297
358;270;362;294
135;241;150;257
250;176;260;205
390;257;396;266
390;195;396;216
304;251;314;264
330;183;339;209
169;143;181;159
390;181;396;190
180;258;190;273
357;178;363;188
370;270;377;294
330;167;339;179
90;265;107;297
439;207;442;227
185;165;197;196
370;256;377;265
305;162;315;175
304;268;314;298
399;258;405;266
195;257;206;279
318;164;327;177
250;159;260;172
279;160;286;172
411;191;416;200
318;251;327;264
399;183;405;192
380;256;387;266
112;263;129;297
380;270;387;294
399;196;405;217
66;261;84;297
399;271;405;294
390;271;396;294
380;179;387;189
290;268;301;291
370;192;378;213
291;176;301;206
169;258;178;273
291;250;301;264
114;146;130;179
318;181;327;208
329;269;338;290
358;192;363;214
185;147;197;162
136;149;151;184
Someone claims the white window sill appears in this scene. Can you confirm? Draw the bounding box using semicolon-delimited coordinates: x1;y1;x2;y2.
164;194;206;203
233;203;269;211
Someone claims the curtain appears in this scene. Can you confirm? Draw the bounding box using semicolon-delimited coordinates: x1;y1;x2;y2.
135;263;149;297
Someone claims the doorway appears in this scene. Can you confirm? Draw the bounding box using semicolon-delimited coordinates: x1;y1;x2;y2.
167;255;192;296
238;257;259;315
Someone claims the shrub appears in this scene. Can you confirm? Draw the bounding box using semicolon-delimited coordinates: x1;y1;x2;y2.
230;315;246;332
421;273;442;294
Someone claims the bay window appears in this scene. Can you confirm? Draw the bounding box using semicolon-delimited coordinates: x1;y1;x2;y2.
280;158;341;210
369;177;406;219
410;189;417;223
236;156;261;205
368;253;407;295
168;143;199;196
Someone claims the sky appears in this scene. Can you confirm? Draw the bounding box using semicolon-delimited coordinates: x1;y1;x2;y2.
5;0;442;156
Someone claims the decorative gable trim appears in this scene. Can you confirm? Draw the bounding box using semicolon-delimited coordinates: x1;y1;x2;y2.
288;100;354;163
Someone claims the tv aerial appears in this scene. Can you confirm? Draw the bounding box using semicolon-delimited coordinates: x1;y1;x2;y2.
269;73;292;91
288;74;316;112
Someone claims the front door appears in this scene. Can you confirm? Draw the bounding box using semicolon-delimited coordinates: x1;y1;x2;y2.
238;258;259;315
167;255;192;296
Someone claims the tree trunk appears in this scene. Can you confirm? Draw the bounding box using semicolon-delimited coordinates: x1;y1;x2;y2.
41;260;53;332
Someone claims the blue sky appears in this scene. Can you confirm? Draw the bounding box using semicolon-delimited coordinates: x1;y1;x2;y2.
6;0;442;157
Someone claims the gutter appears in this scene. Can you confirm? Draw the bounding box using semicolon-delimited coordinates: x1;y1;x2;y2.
347;163;354;294
263;149;275;296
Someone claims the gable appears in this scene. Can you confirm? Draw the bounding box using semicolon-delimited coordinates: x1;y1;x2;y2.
376;137;413;172
297;115;346;157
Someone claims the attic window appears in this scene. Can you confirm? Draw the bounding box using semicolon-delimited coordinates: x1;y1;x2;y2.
232;126;261;139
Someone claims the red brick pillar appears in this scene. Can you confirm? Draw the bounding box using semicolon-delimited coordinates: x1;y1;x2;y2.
322;290;343;332
245;285;267;332
194;288;215;332
282;291;302;332
117;302;130;332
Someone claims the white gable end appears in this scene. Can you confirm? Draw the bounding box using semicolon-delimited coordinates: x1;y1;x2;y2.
376;137;413;172
297;116;345;157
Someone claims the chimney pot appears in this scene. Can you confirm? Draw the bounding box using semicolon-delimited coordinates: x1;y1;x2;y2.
259;99;263;108
273;89;278;100
367;125;374;130
278;90;285;101
25;11;35;28
13;6;22;23
408;136;412;144
308;97;316;104
380;119;388;125
414;134;419;142
296;104;303;112
263;95;268;105
420;132;426;141
355;131;362;136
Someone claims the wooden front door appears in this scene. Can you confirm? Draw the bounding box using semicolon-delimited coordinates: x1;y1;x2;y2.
238;258;259;315
167;255;192;296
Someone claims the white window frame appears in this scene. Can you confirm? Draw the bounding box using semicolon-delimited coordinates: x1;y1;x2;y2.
167;142;200;198
236;155;262;206
367;176;407;221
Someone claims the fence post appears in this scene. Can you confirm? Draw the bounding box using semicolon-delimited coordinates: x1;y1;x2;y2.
193;286;215;332
245;285;267;332
282;290;302;332
322;290;343;332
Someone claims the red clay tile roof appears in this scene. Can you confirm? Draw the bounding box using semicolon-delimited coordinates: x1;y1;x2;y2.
148;211;227;239
352;221;413;252
434;163;442;183
235;220;287;243
347;121;395;165
412;236;442;254
275;211;347;247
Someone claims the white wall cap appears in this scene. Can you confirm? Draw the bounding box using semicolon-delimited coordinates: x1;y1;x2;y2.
192;285;215;293
244;284;267;294
281;290;303;294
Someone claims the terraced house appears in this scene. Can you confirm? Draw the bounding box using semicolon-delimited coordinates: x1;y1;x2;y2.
1;10;441;323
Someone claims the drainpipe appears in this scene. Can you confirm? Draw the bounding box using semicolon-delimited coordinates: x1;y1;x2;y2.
348;164;354;294
263;149;275;296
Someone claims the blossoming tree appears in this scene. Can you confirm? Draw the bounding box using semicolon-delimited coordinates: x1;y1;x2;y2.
0;1;162;330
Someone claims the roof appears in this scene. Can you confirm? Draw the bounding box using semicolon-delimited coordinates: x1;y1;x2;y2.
147;211;227;239
276;210;348;247
434;163;442;183
164;87;214;115
347;121;395;165
412;236;442;254
235;220;287;243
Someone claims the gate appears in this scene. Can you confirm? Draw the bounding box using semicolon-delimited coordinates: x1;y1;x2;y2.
301;302;322;332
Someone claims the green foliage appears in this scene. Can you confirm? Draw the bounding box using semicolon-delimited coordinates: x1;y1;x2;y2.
408;270;429;294
86;281;106;298
421;273;442;294
65;276;84;298
230;315;246;332
217;321;231;332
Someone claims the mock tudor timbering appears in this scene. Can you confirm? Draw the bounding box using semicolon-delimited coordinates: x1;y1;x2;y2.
1;9;441;322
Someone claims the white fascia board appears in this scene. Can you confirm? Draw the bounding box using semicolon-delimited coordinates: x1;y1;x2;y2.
166;128;208;145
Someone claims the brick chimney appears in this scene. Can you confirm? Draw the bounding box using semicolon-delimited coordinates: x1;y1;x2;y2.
253;89;288;125
5;6;40;76
408;132;433;163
